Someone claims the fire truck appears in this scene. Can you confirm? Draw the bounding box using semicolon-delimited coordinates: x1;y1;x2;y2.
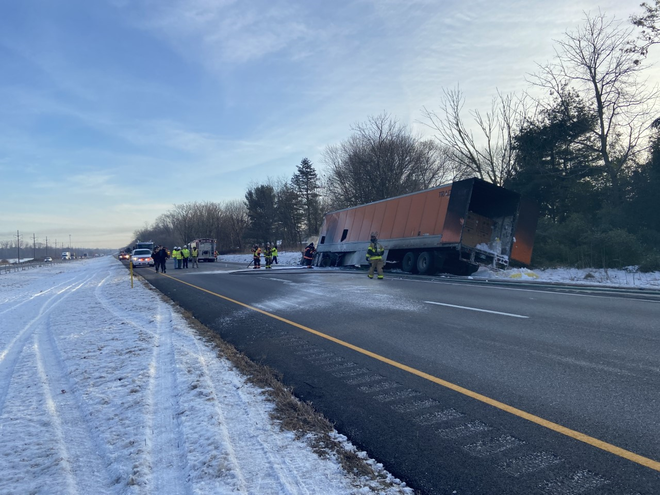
190;239;217;262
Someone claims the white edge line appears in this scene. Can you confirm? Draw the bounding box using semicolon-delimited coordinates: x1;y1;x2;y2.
423;300;529;318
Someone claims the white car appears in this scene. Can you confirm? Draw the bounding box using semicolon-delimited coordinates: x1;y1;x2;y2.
130;249;154;267
44;257;53;263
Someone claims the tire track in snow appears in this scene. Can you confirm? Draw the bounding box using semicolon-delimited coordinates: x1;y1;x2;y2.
0;275;80;318
0;275;94;418
173;335;250;493
181;333;310;494
145;303;190;495
34;310;117;494
0;270;117;494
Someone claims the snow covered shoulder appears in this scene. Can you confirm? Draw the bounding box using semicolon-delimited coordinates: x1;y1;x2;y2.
0;257;410;494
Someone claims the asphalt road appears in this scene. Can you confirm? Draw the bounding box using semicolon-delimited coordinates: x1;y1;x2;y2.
134;260;660;494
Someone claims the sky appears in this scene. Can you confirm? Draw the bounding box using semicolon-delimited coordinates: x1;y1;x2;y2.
0;0;656;249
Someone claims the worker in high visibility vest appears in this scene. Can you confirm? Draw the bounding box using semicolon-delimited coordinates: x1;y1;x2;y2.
191;246;199;268
263;242;275;269
366;234;385;279
251;244;262;269
181;245;190;269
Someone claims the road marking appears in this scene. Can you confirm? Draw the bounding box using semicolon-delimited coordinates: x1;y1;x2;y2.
424;300;529;318
160;273;660;473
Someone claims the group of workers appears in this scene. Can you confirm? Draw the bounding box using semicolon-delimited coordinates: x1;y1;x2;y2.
150;235;386;279
253;234;385;279
251;242;278;269
151;245;200;273
171;245;199;269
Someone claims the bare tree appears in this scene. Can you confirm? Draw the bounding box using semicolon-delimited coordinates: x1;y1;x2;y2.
323;114;452;208
630;0;660;57
220;200;248;252
529;11;657;204
422;88;528;186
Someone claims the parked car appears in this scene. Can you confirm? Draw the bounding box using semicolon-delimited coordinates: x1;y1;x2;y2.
44;257;53;263
130;249;154;267
119;251;130;260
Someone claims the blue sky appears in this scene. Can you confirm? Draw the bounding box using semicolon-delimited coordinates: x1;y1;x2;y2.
0;0;652;249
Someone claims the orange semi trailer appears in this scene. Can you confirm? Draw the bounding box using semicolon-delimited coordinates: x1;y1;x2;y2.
314;178;538;275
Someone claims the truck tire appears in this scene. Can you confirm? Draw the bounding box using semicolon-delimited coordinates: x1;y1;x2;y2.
402;252;417;273
416;251;434;275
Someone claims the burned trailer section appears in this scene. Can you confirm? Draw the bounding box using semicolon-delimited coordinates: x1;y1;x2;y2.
315;178;537;276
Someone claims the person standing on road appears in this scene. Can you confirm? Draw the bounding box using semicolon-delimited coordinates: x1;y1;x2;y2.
171;247;178;269
263;242;274;269
251;244;262;269
303;243;315;268
366;234;385;279
181;245;190;269
154;246;168;273
272;244;278;264
173;247;182;269
191;245;199;268
152;246;159;272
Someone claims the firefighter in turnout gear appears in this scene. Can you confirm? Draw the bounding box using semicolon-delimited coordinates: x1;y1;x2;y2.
366;234;385;279
263;242;275;269
252;244;262;269
303;243;315;268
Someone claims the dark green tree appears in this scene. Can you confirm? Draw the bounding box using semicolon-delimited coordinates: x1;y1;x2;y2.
291;158;322;237
508;91;601;223
244;185;277;245
275;182;304;247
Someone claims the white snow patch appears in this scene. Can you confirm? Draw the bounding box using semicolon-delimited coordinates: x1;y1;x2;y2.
0;257;412;494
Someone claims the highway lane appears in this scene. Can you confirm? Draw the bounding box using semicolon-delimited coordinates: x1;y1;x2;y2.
135;261;660;494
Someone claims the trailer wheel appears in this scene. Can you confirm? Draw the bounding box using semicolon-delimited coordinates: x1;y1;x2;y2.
402;252;417;273
416;251;434;275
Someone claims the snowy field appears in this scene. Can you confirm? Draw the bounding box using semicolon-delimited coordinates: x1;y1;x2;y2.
219;252;660;290
0;256;411;495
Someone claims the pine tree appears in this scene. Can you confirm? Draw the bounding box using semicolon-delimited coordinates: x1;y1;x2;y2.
291;158;322;237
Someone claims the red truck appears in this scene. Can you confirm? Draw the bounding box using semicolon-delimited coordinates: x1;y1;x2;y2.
314;178;537;275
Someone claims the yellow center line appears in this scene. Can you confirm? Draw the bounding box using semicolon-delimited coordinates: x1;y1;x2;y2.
161;272;660;473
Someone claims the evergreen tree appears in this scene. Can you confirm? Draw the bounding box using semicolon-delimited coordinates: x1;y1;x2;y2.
244;185;277;244
508;92;600;223
291;158;322;237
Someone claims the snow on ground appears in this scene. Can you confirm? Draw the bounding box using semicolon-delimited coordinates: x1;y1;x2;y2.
218;252;660;289
0;256;412;495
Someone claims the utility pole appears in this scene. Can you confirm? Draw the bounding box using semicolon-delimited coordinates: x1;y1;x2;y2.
16;230;20;264
46;236;48;257
33;233;36;260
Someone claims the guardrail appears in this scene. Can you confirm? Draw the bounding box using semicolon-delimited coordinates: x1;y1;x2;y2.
0;262;54;275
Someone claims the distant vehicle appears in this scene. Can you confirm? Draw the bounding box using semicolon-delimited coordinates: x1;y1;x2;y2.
134;241;154;252
130;249;154;267
61;252;71;260
82;253;88;259
190;238;217;262
44;257;53;263
119;252;130;260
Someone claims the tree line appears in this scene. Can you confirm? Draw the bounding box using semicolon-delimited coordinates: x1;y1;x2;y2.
134;6;660;270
